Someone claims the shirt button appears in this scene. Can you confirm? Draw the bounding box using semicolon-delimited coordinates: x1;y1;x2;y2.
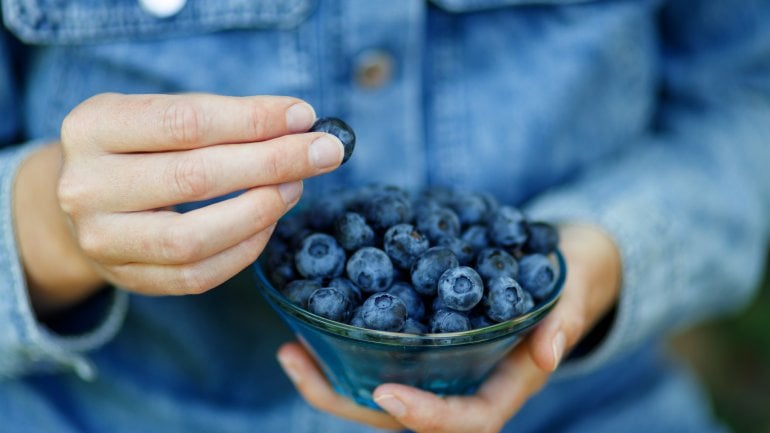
138;0;187;18
354;50;395;89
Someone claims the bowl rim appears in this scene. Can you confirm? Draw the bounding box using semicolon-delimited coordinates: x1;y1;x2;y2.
253;249;566;347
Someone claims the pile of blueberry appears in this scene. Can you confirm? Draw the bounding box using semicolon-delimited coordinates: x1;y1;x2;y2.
263;185;560;334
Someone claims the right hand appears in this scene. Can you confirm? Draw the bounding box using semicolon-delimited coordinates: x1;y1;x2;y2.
51;93;341;299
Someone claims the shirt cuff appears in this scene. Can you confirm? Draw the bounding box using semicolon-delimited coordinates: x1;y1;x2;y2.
0;141;128;380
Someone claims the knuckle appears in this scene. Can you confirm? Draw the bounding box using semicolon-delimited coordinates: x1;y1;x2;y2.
175;266;212;295
260;146;283;181
56;173;86;216
160;224;201;263
168;154;210;199
247;102;271;138
162;99;206;147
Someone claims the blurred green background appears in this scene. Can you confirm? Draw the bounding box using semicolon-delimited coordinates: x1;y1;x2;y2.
672;258;770;433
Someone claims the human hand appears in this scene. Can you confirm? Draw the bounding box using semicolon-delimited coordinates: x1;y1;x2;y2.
20;93;344;311
276;224;621;432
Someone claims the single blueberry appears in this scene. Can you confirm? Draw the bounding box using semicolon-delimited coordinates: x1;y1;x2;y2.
430;309;471;333
334;212;375;251
401;318;429;334
350;307;365;328
524;222;560;255
274;213;307;243
410;247;460;296
361;293;407;332
437;266;484;311
461;225;490;252
518;254;557;300
416;206;461;243
383;224;430;269
450;192;492;226
435;236;476;266
364;194;413;233
488;206;529;248
387;282;426;321
475;247;519;281
309;117;355;164
469;312;497;330
306;194;350;231
327;277;362;306
295;233;346;279
484;276;534;322
307;287;352;322
346;247;394;293
281;279;322;309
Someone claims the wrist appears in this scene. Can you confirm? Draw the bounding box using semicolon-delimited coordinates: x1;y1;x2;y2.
13;143;106;316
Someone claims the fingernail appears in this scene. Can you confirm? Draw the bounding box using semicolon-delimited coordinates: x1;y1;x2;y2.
278;181;302;205
309;135;343;169
286;103;316;133
374;394;406;417
552;331;566;371
277;354;301;384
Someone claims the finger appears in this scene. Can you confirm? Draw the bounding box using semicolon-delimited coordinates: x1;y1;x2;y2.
85;132;341;211
475;344;550;423
373;384;499;433
79;182;302;265
276;342;403;431
106;223;275;296
62;93;316;153
527;266;588;372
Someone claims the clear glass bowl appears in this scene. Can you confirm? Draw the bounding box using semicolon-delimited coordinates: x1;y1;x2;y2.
252;250;566;409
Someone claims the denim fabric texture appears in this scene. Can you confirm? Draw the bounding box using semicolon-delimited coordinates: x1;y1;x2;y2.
1;0;769;432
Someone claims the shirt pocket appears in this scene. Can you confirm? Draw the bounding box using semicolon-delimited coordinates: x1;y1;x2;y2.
430;0;599;12
2;0;314;44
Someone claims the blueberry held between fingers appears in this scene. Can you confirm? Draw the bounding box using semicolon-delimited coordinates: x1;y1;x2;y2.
309;117;356;164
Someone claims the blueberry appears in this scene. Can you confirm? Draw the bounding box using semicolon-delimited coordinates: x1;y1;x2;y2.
383;224;429;269
430;309;471;333
387;282;426;321
460;225;489;252
518;254;557;300
327;277;362;306
350;307;365;327
450;192;492;226
475;248;519;281
307;194;349;231
410;247;460;296
281;279;322;308
401;318;429;334
334;212;375;251
435;236;475;266
524;222;560;255
416;206;461;243
361;293;407;332
274;213;307;243
295;233;346;279
437;266;484;311
469;312;497;330
364;194;413;233
431;295;449;313
488;206;529;248
346;247;394;293
307;287;352;322
484;276;534;322
309;117;355;164
264;240;296;289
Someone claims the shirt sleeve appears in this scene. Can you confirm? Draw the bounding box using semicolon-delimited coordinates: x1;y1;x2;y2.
525;0;770;377
0;20;128;381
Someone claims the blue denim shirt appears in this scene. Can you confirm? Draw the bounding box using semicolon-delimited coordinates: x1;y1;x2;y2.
1;1;769;432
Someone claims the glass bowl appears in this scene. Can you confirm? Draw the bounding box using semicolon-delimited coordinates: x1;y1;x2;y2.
252;250;566;409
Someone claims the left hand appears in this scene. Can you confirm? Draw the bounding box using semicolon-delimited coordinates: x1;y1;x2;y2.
276;224;622;433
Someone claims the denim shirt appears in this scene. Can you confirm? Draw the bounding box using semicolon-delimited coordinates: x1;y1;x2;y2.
1;1;769;432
